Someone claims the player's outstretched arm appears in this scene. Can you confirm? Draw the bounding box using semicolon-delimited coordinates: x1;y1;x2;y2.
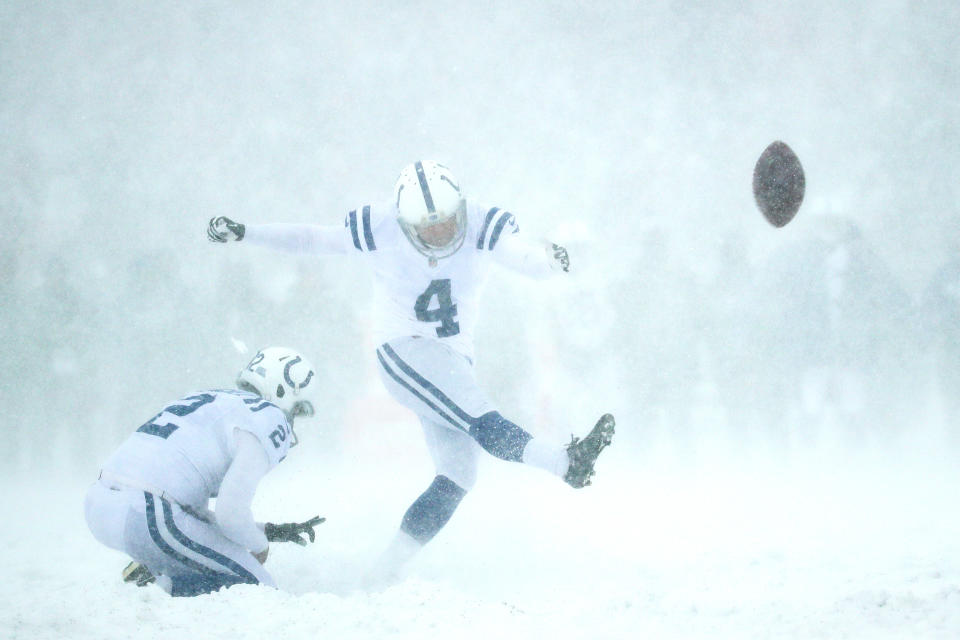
492;235;570;279
206;216;349;255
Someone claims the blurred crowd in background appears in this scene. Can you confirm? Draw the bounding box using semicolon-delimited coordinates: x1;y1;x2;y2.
2;2;957;474
529;214;960;460
3;208;958;473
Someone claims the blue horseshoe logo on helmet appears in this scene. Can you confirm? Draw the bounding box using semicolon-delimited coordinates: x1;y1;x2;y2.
283;356;314;390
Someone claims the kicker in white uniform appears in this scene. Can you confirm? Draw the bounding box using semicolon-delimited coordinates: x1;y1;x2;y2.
208;161;615;585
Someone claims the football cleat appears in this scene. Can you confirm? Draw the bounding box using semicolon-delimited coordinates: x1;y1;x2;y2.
122;561;156;587
564;413;615;488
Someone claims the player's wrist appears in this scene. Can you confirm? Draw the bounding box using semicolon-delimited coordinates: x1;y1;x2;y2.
207;216;246;242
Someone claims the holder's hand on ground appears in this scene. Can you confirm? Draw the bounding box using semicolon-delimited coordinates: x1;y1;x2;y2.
264;516;325;545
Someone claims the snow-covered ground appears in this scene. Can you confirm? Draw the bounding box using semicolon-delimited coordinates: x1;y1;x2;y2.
4;427;959;640
3;3;959;639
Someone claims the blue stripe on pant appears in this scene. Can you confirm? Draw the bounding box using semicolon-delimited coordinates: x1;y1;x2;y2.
381;343;475;427
377;349;463;431
144;493;258;596
377;343;532;462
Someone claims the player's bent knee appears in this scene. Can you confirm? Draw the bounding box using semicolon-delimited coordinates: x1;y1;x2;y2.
439;462;477;493
468;412;533;463
400;475;468;544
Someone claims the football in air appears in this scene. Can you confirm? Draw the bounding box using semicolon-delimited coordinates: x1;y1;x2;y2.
752;141;805;228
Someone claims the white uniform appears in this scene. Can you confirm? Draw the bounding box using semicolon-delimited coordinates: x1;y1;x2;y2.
244;202;560;488
84;389;293;595
352;201;535;362
247;201;550;358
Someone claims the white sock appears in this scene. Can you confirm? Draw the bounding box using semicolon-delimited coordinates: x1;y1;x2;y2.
380;530;422;566
363;530;422;589
522;437;570;477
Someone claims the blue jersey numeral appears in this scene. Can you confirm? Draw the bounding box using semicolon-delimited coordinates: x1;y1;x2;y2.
268;422;292;448
415;279;460;337
136;393;216;439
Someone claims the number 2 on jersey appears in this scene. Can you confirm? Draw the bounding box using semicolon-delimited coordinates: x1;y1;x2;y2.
415;279;460;337
137;393;216;439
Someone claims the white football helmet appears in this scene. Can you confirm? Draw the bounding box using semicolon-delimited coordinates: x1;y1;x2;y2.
236;347;318;422
394;160;467;261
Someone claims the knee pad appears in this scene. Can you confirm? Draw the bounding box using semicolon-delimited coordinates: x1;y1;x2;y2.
400;475;468;544
468;411;533;462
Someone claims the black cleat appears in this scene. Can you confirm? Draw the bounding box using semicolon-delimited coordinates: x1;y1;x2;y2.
122;561;155;587
564;413;615;488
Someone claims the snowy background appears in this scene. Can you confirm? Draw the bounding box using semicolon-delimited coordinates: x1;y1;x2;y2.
2;1;959;638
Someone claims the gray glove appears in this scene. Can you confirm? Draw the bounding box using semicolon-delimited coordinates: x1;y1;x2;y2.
264;516;325;545
549;243;570;272
207;216;246;242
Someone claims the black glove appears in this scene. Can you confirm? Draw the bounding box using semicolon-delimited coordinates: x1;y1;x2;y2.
263;516;325;545
550;243;570;272
207;216;246;242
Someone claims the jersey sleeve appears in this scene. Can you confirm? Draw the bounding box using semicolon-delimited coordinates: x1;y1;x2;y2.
474;206;519;252
244;223;350;255
491;233;555;279
473;206;556;278
216;429;270;552
234;399;293;468
344;204;387;254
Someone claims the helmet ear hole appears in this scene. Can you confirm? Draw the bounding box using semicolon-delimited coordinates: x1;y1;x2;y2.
237;347;317;417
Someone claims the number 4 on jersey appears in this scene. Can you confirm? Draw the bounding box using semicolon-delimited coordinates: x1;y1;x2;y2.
415;279;460;337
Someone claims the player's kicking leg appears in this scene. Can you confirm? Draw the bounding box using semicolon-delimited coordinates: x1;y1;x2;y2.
376;337;616;486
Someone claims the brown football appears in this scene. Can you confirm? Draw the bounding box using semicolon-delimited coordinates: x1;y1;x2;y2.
753;141;805;227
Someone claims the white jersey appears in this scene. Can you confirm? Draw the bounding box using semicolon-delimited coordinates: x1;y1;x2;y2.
100;389;293;509
346;200;523;360
244;201;553;362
